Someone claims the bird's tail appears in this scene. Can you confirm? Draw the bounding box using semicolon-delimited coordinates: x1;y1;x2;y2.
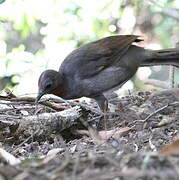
141;48;179;67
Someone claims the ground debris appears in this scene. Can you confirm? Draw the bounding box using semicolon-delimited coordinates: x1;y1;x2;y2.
0;89;179;179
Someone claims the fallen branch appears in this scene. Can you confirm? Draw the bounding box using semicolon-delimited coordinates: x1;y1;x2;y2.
0;106;82;138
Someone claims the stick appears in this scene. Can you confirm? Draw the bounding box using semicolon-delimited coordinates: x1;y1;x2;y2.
143;101;179;122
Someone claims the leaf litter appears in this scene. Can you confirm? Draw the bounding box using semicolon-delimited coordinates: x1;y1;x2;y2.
0;89;179;179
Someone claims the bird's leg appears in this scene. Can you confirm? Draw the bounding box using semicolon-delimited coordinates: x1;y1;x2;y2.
103;99;108;131
93;94;108;129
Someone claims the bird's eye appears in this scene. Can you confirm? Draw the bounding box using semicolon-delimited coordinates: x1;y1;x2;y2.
45;83;51;89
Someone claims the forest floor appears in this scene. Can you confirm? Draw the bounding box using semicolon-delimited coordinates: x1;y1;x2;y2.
0;88;179;180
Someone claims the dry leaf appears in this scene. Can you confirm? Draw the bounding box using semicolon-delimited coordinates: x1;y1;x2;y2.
157;117;173;127
158;139;179;155
98;127;132;140
47;148;64;156
70;145;77;153
75;127;132;143
41;148;64;165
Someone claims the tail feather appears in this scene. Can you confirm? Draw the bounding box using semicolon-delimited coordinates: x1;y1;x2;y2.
141;48;179;67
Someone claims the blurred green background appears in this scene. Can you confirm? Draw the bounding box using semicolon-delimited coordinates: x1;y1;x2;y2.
0;0;178;96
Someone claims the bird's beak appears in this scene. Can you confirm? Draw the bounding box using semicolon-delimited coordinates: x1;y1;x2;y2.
35;91;45;104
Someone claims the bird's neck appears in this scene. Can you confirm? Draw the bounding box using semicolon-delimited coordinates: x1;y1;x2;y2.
50;72;67;98
51;72;80;100
51;85;66;98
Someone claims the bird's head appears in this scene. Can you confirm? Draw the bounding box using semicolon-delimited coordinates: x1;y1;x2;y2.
36;70;64;103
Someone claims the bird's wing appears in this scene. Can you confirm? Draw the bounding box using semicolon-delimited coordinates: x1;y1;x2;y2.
60;35;143;78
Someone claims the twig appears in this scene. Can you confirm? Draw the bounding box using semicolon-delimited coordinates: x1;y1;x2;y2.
0;101;34;105
0;106;34;112
71;152;80;180
50;150;71;179
143;101;179;122
0;96;65;111
46;97;102;115
0;95;102;114
12;130;39;155
79;117;103;145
